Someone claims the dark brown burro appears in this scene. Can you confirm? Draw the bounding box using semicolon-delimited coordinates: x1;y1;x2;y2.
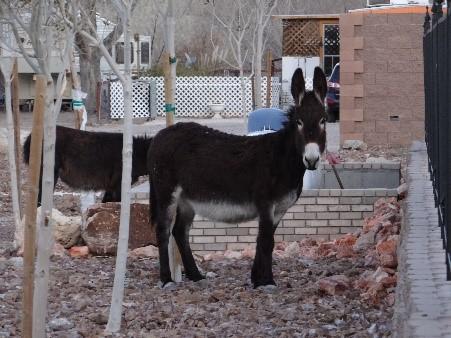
23;126;152;204
148;67;328;288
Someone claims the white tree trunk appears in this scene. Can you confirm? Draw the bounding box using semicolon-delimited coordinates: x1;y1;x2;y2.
32;24;72;338
106;2;133;333
254;24;263;109
164;0;182;283
0;58;21;249
239;67;247;119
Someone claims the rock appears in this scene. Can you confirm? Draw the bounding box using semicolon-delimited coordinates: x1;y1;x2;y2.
206;271;217;279
397;183;408;200
241;247;255;259
353;230;376;252
284;241;301;257
49;318;74;331
68;246;89;258
51;209;82;248
8;257;23;268
223;250;242;259
88;312;108;325
318;274;350;295
82;203;157;255
376;236;398;268
342;139;367;150
52;243;67;257
372;267;389;283
15;207;81;253
368;323;377;335
130;245;159;258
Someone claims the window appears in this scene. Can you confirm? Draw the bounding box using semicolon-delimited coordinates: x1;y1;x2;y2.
323;24;340;77
115;42;134;64
141;41;150;64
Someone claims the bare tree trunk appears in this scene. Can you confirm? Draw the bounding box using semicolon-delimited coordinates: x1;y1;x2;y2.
163;0;182;283
106;1;133;332
12;58;21;216
266;50;272;107
254;24;263;109
22;75;46;338
0;58;21;252
239;67;247;118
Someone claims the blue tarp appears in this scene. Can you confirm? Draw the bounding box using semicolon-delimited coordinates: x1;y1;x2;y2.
247;108;287;134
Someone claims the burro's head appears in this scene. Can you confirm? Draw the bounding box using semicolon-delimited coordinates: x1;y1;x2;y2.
289;67;328;170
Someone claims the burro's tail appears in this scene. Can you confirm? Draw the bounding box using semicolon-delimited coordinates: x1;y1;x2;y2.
23;132;32;165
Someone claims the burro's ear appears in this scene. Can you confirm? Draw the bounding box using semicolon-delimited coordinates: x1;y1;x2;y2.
313;67;327;102
291;68;305;105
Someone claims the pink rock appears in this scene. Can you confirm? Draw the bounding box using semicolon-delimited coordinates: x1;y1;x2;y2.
241;247;255;259
52;243;67;257
318;274;350;296
69;246;89;258
130;245;159;258
224;250;242;260
82;203;157;256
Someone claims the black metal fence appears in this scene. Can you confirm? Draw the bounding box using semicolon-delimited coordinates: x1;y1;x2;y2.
423;1;451;279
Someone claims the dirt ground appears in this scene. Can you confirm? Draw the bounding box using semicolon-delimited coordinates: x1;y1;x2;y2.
0;113;407;337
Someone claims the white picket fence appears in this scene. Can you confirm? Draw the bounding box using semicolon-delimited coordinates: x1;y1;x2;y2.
110;76;281;119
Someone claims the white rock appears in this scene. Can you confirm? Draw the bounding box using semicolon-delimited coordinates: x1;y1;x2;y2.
224;250;242;259
284;241;301;257
49;317;74;331
206;271;217;279
18;208;81;250
342;139;367;150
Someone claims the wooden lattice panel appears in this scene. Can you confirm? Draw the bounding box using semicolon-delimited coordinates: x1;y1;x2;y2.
282;19;321;57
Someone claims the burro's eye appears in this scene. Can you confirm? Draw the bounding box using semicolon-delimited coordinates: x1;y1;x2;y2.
297;120;303;128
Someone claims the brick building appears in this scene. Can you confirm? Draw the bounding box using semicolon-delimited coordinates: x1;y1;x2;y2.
339;6;426;146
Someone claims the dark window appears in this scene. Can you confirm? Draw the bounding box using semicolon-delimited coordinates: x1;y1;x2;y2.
141;41;150;64
115;42;134;64
323;24;340;76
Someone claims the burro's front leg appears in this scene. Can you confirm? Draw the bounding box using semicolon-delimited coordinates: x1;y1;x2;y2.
251;206;277;288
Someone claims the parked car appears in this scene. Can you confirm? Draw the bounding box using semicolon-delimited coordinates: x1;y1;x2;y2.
326;63;340;123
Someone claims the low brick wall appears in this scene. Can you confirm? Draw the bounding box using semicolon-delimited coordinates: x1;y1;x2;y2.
133;188;397;254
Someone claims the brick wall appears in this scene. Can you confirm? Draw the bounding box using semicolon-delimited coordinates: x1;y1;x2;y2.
133;188;397;254
189;189;396;254
340;8;425;146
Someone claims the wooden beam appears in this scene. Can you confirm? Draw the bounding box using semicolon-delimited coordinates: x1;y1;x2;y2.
22;75;46;338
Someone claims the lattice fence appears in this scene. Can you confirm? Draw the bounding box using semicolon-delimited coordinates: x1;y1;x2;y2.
110;81;151;119
110;76;281;118
282;19;321;57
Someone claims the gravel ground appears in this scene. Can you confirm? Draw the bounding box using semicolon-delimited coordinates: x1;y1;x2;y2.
0;248;393;337
0;115;403;337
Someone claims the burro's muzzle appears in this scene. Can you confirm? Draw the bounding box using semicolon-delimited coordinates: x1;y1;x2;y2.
303;143;320;170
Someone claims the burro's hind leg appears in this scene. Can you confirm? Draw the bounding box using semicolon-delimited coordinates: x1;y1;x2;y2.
155;186;181;287
251;204;277;288
172;199;204;282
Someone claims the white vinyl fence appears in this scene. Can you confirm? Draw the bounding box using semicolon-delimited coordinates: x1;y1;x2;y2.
110;76;281;119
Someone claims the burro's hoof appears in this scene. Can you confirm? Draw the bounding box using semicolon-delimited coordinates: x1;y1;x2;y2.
158;281;177;290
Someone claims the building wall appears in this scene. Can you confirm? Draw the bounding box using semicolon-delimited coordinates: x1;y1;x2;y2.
340;8;426;146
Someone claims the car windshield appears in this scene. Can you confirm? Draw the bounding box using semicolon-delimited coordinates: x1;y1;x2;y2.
329;65;340;83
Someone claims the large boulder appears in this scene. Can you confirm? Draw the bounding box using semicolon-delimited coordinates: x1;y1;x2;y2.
82;203;157;255
15;208;81;252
